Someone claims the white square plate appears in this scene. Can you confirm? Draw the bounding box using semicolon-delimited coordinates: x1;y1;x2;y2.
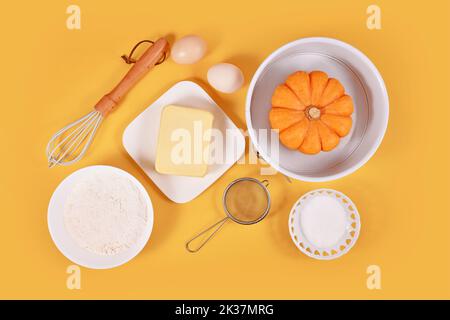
123;81;246;203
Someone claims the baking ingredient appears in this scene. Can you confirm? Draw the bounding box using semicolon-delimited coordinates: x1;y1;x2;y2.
300;195;347;249
171;35;207;64
269;71;353;154
64;171;148;256
207;63;244;94
155;105;214;177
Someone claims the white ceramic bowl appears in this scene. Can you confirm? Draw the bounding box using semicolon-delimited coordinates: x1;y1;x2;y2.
48;165;154;269
246;37;389;182
289;189;361;260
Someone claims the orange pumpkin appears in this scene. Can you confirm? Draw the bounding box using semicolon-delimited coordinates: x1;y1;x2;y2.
270;71;354;154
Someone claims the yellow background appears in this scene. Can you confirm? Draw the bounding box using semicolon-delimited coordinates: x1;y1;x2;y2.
0;0;449;299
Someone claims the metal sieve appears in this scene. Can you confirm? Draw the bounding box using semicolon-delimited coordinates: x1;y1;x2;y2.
186;178;271;253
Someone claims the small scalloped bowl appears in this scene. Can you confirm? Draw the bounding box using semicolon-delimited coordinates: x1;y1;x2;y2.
289;189;361;260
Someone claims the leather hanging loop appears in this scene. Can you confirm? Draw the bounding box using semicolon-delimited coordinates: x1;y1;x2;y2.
121;40;167;65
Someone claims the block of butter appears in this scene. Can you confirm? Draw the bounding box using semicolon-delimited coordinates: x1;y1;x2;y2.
155;105;214;177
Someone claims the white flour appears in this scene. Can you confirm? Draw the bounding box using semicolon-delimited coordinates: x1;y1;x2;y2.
64;171;148;256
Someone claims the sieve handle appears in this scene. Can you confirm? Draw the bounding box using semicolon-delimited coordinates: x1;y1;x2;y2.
186;217;229;253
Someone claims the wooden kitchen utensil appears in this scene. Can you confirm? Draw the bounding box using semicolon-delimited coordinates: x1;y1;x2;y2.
47;37;169;167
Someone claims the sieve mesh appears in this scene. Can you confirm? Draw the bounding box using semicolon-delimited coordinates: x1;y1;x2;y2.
224;179;270;224
186;177;271;252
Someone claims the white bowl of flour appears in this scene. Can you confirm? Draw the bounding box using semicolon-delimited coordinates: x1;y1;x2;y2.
48;165;154;269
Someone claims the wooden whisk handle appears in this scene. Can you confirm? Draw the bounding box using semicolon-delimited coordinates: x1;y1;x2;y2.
94;37;169;116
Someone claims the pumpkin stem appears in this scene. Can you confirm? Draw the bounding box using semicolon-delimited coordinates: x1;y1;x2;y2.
307;106;321;120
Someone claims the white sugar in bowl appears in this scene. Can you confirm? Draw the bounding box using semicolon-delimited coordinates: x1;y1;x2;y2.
289;189;361;260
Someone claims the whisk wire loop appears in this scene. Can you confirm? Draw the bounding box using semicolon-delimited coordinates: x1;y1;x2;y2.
47;111;103;167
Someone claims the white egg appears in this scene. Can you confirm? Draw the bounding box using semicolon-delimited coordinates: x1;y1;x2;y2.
171;35;207;64
207;63;244;94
